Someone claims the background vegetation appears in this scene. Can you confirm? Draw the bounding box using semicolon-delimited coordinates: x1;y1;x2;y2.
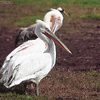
0;0;100;27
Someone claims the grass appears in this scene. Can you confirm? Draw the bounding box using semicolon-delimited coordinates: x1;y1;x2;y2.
15;15;43;27
13;0;100;6
0;92;47;100
81;12;100;20
87;71;100;77
0;0;100;27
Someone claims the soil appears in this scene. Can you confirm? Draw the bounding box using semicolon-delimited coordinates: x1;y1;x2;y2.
0;20;100;98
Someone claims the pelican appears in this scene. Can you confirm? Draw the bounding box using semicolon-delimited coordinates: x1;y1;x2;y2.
15;7;68;46
0;20;72;96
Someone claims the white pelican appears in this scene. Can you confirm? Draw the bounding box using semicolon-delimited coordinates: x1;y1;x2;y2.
0;20;71;95
15;7;68;46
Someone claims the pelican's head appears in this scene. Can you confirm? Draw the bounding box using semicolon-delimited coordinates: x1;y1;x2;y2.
35;20;72;54
57;7;69;16
35;20;52;43
57;7;64;12
50;7;69;33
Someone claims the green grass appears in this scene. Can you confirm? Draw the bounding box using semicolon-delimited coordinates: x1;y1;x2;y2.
15;15;43;27
69;0;100;5
0;92;47;100
81;12;100;20
0;0;100;27
87;71;100;77
13;0;100;26
13;0;100;6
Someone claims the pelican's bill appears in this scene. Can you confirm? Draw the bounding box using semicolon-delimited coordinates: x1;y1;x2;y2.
40;27;72;54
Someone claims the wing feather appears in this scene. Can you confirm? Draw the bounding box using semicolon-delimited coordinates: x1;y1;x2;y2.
2;52;52;88
0;39;47;75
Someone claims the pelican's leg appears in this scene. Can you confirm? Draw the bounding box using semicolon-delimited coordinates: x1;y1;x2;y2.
24;82;35;95
30;83;34;89
36;83;39;96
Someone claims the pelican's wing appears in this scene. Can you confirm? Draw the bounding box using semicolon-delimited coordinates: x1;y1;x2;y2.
15;24;37;46
0;38;47;74
1;52;52;88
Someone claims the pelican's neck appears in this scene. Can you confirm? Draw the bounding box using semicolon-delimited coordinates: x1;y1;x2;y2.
46;40;56;68
44;11;56;31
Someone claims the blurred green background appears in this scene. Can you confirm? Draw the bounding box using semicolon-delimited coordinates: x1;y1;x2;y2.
0;0;100;27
